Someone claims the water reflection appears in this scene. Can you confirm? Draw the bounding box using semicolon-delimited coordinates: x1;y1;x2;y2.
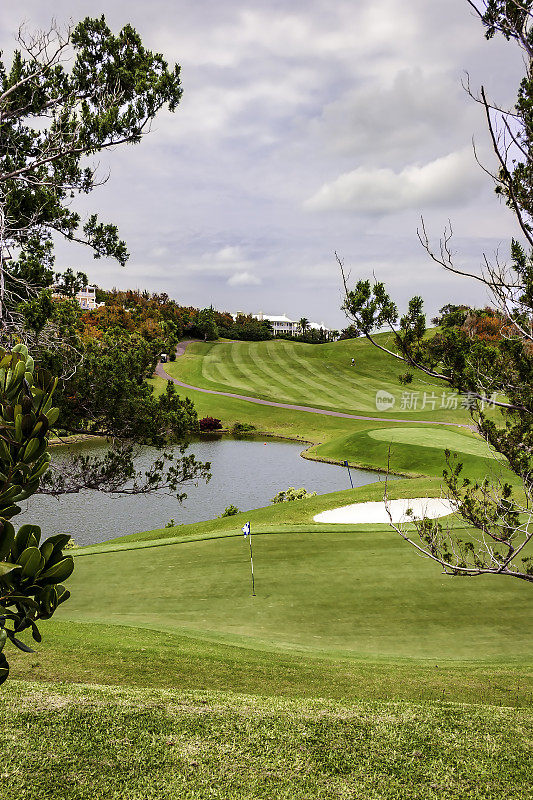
19;436;386;546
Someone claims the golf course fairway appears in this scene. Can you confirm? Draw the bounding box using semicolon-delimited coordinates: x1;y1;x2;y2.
161;336;471;421
4;335;532;800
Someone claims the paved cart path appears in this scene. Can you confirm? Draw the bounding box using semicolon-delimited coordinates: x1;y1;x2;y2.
155;340;469;428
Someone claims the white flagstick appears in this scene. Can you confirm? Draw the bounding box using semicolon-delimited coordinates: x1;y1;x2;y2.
242;522;255;596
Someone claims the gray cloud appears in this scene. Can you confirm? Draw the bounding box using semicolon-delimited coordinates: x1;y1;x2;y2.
0;1;525;327
311;68;478;164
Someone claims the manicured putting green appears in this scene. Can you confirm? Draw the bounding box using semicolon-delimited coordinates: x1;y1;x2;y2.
63;528;533;661
367;427;494;458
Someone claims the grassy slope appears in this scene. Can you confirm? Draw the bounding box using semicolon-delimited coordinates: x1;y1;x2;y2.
3;682;532;800
4;335;530;799
9;620;531;707
12;335;524;707
164;336;471;421
9;479;530;706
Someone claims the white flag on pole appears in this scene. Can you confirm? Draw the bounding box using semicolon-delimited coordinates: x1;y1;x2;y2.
242;521;250;537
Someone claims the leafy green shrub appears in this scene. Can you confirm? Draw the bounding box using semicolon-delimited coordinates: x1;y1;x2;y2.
231;422;257;435
271;487;317;504
199;416;223;432
0;345;73;686
63;537;78;549
219;505;240;517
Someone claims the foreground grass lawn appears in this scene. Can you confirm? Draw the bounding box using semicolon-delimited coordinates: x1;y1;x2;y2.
9;619;533;707
1;682;531;800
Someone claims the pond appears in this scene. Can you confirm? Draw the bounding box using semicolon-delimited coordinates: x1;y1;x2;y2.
19;436;387;546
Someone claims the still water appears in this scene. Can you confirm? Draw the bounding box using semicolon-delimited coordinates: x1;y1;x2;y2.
19;436;385;546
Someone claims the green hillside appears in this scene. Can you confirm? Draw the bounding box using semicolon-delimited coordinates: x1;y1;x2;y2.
4;333;529;800
164;336;471;422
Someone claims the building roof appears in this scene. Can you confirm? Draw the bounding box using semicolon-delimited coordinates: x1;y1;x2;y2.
264;316;294;323
231;311;331;331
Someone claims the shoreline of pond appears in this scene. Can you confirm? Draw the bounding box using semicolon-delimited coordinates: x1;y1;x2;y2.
29;435;387;546
49;429;407;485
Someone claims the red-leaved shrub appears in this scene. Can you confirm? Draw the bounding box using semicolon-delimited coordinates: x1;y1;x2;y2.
199;416;223;431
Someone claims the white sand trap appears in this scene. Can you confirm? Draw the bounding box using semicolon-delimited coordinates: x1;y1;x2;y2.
314;497;456;525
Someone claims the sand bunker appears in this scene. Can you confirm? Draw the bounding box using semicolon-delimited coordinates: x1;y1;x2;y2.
314;497;456;525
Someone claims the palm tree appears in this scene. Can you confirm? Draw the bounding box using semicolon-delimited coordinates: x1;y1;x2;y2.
298;317;309;334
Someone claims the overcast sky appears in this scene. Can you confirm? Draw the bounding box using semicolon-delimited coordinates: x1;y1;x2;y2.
1;1;525;328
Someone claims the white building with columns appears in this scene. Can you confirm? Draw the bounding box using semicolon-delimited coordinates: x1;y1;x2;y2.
231;311;331;336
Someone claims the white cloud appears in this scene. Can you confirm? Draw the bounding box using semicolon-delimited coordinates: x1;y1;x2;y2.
227;271;262;286
214;246;247;263
182;245;261;281
304;150;484;214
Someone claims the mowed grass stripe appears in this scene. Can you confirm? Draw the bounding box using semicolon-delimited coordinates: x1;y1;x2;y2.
208;339;393;409
264;340;344;405
281;340;454;415
280;341;405;412
246;341;320;402
225;341;278;395
200;341;231;383
235;341;296;400
283;340;366;393
203;342;269;394
203;351;254;393
265;340;357;408
278;340;376;409
188;339;372;407
201;343;253;391
168;338;471;422
228;341;295;399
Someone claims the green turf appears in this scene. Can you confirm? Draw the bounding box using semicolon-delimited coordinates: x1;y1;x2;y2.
367;426;495;458
165;336;472;421
8;621;532;707
58;526;533;663
2;682;531;800
6;479;530;706
5;334;529;798
310;425;510;482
